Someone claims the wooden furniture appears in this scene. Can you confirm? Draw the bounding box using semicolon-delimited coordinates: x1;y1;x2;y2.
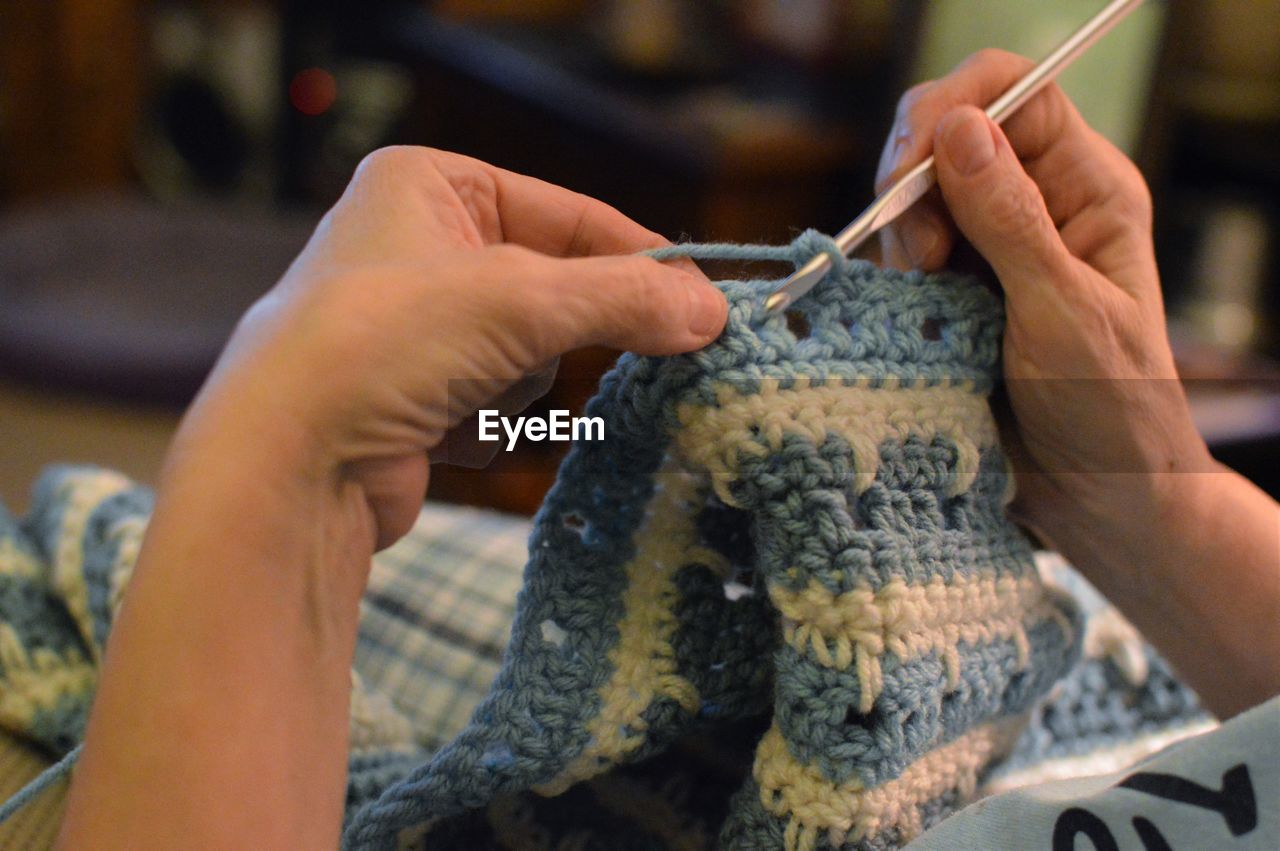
0;1;143;200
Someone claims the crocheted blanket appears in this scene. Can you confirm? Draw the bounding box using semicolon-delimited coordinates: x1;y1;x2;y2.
0;232;1207;849
341;231;1085;849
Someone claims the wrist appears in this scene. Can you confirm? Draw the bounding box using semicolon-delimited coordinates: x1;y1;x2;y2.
1018;450;1215;601
173;353;338;475
1099;464;1280;716
161;381;377;624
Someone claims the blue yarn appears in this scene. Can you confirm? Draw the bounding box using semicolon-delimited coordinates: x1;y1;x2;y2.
340;229;1079;849
0;743;81;824
0;231;1206;848
647;228;848;276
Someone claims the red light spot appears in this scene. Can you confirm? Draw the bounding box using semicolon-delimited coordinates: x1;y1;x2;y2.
289;68;337;116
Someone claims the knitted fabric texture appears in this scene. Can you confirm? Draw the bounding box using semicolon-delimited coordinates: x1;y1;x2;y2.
339;230;1083;849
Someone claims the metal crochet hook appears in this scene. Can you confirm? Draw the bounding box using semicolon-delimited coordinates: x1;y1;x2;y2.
763;0;1144;314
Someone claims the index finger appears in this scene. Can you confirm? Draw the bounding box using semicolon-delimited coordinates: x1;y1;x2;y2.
427;150;674;258
316;146;705;277
875;49;1150;273
877;49;1141;233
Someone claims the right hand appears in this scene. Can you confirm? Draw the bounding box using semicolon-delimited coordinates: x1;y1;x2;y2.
873;49;1212;565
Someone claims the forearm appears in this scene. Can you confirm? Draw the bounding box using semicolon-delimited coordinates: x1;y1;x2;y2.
57;410;374;849
1058;465;1280;719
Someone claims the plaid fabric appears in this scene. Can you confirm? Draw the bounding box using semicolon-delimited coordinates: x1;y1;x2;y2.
354;501;529;753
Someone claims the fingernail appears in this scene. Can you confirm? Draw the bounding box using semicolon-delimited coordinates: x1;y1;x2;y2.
877;124;913;191
892;124;912;160
687;281;725;337
900;215;939;269
889;124;911;169
942;109;995;176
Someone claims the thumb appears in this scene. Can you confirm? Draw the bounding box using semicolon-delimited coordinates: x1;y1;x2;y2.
545;254;728;356
933;106;1078;297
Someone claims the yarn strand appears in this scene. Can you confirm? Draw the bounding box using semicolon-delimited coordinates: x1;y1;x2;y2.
0;744;82;825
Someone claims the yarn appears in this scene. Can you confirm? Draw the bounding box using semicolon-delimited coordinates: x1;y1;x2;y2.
0;230;1207;849
0;744;80;825
0;467;425;829
340;230;1083;849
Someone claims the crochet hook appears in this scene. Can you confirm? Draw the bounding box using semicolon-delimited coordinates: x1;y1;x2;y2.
762;0;1145;314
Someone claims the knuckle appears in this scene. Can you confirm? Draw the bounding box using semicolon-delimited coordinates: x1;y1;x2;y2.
620;257;668;301
1097;190;1150;244
963;47;1032;75
893;82;941;145
610;258;676;325
1090;202;1136;245
1119;161;1154;223
354;145;438;180
896;81;934;120
485;242;536;265
433;152;502;212
1096;138;1154;227
900;105;931;140
985;179;1045;236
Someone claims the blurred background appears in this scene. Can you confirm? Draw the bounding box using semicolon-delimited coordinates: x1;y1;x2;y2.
1;0;1278;515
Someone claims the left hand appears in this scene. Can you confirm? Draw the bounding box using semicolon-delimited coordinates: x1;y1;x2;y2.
183;146;726;550
57;149;727;850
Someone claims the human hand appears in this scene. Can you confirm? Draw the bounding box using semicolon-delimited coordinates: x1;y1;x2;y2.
179;146;727;550
58;150;727;850
873;50;1212;564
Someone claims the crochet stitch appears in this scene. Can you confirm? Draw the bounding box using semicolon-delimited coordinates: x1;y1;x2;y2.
340;230;1083;849
2;231;1212;849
